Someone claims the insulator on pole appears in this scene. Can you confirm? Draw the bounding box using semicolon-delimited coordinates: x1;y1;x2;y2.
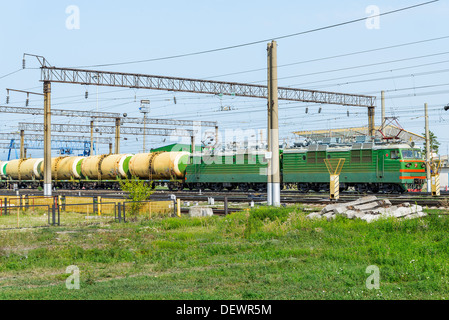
22;58;26;69
26;93;29;106
174;97;177;104
347;110;350;117
305;107;308;114
85;90;88;99
6;95;9;104
318;107;322;114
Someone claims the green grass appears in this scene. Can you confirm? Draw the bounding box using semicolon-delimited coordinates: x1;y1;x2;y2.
1;205;449;300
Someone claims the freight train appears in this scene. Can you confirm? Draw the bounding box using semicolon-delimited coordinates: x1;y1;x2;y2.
0;141;426;193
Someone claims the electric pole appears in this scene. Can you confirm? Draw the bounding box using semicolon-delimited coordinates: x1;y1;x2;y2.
425;103;431;192
267;41;280;207
43;81;52;197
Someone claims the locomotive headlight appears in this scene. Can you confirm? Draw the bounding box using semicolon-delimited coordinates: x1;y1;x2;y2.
406;163;411;168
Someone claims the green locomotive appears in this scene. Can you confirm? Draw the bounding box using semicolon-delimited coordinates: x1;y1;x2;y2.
282;142;425;193
184;152;269;192
184;141;426;193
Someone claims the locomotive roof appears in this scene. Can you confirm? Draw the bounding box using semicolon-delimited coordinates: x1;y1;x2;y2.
284;143;419;153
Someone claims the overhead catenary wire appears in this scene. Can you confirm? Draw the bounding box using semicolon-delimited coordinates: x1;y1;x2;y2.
63;1;439;69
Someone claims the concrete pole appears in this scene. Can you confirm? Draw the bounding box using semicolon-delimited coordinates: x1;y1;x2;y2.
368;107;375;139
267;40;280;207
425;103;431;192
43;81;52;197
215;126;219;148
90;120;94;156
114;118;121;154
191;135;195;154
143;113;146;153
20;130;25;159
381;91;386;126
266;42;272;206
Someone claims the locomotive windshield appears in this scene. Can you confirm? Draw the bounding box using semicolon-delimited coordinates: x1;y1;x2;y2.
401;149;422;159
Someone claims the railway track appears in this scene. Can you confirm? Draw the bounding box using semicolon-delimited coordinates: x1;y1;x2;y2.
1;189;447;208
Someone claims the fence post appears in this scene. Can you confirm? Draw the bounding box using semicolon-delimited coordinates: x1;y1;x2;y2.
4;197;8;216
52;204;56;226
117;203;122;223
224;196;228;216
177;198;181;217
24;195;29;211
98;196;102;216
61;195;66;212
20;195;25;212
17;203;20;228
123;203;126;223
93;196;97;215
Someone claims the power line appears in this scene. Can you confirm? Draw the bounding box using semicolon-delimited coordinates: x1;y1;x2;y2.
65;1;439;69
289;59;449;88
0;69;22;80
204;35;449;80
250;51;449;85
305;68;449;91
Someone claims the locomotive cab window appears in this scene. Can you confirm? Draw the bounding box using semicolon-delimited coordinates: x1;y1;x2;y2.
390;150;400;160
401;150;420;159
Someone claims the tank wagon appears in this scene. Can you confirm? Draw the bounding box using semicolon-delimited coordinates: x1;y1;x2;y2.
4;158;44;188
0;151;190;190
0;161;8;188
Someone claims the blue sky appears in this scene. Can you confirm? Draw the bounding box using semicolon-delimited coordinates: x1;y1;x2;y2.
1;0;449;159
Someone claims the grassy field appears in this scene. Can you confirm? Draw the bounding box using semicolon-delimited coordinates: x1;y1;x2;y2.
1;204;449;300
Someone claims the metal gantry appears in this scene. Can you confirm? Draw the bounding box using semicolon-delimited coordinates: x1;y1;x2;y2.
0;141;93;152
0;105;121;118
40;67;376;108
0;105;217;127
18;122;195;137
0;133;112;144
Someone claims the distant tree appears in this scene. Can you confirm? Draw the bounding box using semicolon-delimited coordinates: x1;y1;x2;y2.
422;130;440;156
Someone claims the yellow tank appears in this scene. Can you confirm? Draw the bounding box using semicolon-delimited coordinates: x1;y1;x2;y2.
81;154;132;180
52;156;85;180
5;158;43;180
128;152;190;180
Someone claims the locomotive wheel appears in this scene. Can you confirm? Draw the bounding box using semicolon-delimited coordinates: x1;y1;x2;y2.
369;184;380;193
356;184;368;193
238;183;249;192
211;183;223;192
297;183;309;193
